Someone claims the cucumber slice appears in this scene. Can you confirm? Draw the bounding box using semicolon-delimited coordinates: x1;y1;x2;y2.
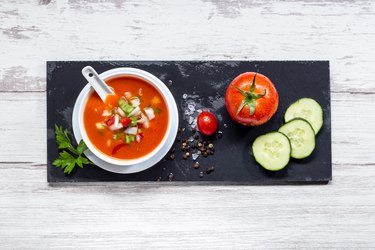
278;118;315;159
284;98;323;134
252;132;291;171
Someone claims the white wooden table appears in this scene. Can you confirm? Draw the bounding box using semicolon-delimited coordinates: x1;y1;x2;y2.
1;0;375;248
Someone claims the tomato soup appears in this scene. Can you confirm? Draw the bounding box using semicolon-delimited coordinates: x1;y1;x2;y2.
83;77;169;160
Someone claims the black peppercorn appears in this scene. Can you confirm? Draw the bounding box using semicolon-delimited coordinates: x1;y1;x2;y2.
193;162;200;169
169;153;175;160
168;173;174;181
217;131;223;139
205;166;215;174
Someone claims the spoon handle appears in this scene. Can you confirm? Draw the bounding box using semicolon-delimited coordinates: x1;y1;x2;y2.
82;66;114;102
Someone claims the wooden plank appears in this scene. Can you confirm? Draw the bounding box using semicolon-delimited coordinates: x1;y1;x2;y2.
0;1;374;92
0;91;374;165
0;163;374;248
0;92;46;163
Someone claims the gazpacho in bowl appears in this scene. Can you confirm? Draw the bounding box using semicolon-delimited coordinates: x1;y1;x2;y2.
77;67;178;166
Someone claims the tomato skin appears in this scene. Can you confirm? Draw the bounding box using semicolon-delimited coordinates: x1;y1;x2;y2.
197;111;218;136
225;72;278;126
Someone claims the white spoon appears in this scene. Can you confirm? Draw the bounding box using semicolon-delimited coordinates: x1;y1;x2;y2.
82;66;115;102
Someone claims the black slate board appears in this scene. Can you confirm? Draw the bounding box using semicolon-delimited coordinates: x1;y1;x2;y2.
47;61;331;183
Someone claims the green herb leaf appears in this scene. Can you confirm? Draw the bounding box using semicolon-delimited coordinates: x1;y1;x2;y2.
76;155;83;168
53;125;92;175
76;155;90;168
53;150;77;174
154;108;162;114
54;125;78;155
76;140;87;155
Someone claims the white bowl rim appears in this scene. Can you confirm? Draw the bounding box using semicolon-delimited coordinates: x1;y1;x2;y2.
76;67;178;166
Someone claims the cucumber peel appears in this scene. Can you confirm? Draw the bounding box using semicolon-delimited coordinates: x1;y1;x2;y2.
278;118;316;159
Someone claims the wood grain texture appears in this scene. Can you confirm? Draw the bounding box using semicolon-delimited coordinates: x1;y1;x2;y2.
0;0;375;93
0;0;375;248
0;163;374;249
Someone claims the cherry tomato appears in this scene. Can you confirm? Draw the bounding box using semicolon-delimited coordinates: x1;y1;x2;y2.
197;111;218;136
225;72;278;126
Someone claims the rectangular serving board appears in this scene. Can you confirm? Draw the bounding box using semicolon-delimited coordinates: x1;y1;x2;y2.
47;61;331;183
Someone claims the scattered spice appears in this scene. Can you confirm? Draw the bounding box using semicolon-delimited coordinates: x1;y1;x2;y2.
205;166;215;174
169;124;223;179
168;173;174;181
217;131;223;139
192;151;200;160
193;162;200;169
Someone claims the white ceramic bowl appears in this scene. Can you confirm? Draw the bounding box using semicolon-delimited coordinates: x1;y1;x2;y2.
74;67;178;171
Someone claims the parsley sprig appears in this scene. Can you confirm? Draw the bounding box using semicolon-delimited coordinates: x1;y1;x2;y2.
53;125;92;174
